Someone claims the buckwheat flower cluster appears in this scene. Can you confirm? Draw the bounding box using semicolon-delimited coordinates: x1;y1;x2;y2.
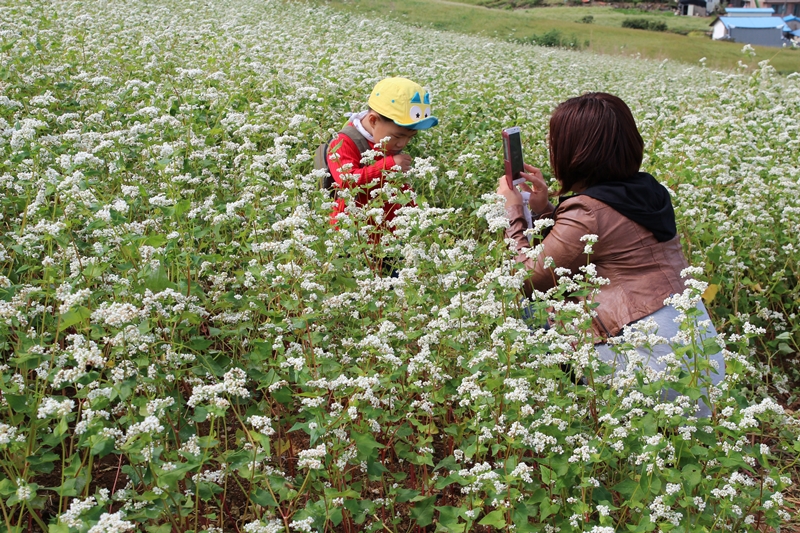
241;414;274;436
52;334;106;388
457;462;504;495
289;517;315;533
477;192;510;232
0;423;24;447
58;496;98;528
736;398;784;429
75;408;111;435
87;512;135;533
37;397;75;419
119;415;165;447
243;520;285;533
55;282;92;314
187;367;250;413
580;233;599;255
192;466;227;484
15;480;33;502
91;301;142;327
297;444;327;470
649;495;683;526
180;435;202;457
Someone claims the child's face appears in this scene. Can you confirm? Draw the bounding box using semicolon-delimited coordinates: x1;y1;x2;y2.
366;112;417;155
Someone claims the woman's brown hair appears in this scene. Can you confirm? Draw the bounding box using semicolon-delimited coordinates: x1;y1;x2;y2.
549;92;644;195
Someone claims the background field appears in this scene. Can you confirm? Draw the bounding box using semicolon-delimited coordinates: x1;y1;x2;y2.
317;0;800;73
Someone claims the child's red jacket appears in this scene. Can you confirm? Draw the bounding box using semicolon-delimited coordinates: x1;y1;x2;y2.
325;123;412;231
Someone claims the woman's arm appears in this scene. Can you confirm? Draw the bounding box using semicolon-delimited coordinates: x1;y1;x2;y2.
504;198;598;295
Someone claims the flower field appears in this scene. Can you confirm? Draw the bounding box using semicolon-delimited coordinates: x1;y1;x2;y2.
1;0;799;531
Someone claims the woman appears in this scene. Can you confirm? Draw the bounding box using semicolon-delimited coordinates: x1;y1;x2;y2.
497;92;724;416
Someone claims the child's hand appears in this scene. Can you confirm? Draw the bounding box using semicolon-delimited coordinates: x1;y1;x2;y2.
393;153;412;172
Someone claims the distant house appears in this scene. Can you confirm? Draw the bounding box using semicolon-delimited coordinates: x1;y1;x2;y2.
784;15;800;40
761;0;800;16
785;14;800;29
679;0;719;16
710;8;789;46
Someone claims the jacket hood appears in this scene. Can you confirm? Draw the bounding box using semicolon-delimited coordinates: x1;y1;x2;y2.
567;172;678;242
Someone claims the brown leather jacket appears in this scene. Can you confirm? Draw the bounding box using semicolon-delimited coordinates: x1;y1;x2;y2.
505;196;689;341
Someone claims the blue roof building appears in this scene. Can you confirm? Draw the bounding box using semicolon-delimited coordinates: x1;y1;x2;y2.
724;7;779;15
785;14;800;29
711;8;790;46
784;16;800;38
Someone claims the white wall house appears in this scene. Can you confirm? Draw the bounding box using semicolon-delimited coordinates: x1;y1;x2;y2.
710;7;789;45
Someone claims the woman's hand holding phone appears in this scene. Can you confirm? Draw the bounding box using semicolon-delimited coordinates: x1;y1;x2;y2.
519;164;553;215
496;163;553;215
496;172;523;208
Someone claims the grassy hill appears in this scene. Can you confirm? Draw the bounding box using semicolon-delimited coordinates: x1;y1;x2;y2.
316;0;800;73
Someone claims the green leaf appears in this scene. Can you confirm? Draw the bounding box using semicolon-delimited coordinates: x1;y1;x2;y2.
366;458;388;478
27;453;58;474
49;477;79;497
144;264;174;292
613;478;639;498
58;306;91;331
158;461;198;488
146;525;173;533
526;488;547;504
682;464;701;488
329;506;343;527
410;495;436;527
778;342;794;355
540;464;554;485
4;394;29;413
351;430;384;457
540;499;560;520
54;417;69;437
0;479;15;497
478;509;507;528
191;406;209;422
394;488;420;503
90;436;116;457
647;475;662;495
436;506;466;532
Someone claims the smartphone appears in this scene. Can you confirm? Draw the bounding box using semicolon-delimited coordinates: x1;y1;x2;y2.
502;127;524;189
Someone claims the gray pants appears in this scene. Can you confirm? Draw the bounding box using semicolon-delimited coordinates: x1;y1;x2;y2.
594;301;725;418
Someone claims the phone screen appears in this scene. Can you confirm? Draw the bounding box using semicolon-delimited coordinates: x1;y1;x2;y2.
503;127;524;186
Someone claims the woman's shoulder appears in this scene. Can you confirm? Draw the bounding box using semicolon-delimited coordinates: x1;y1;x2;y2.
555;194;615;215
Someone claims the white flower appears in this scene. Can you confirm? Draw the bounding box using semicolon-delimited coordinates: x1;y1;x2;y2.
248;416;276;436
87;512;135;533
37;398;75;419
297;444;327;470
477;193;510;232
15;481;33;502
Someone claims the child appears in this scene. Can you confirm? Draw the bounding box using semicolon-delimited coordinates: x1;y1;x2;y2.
318;77;438;231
